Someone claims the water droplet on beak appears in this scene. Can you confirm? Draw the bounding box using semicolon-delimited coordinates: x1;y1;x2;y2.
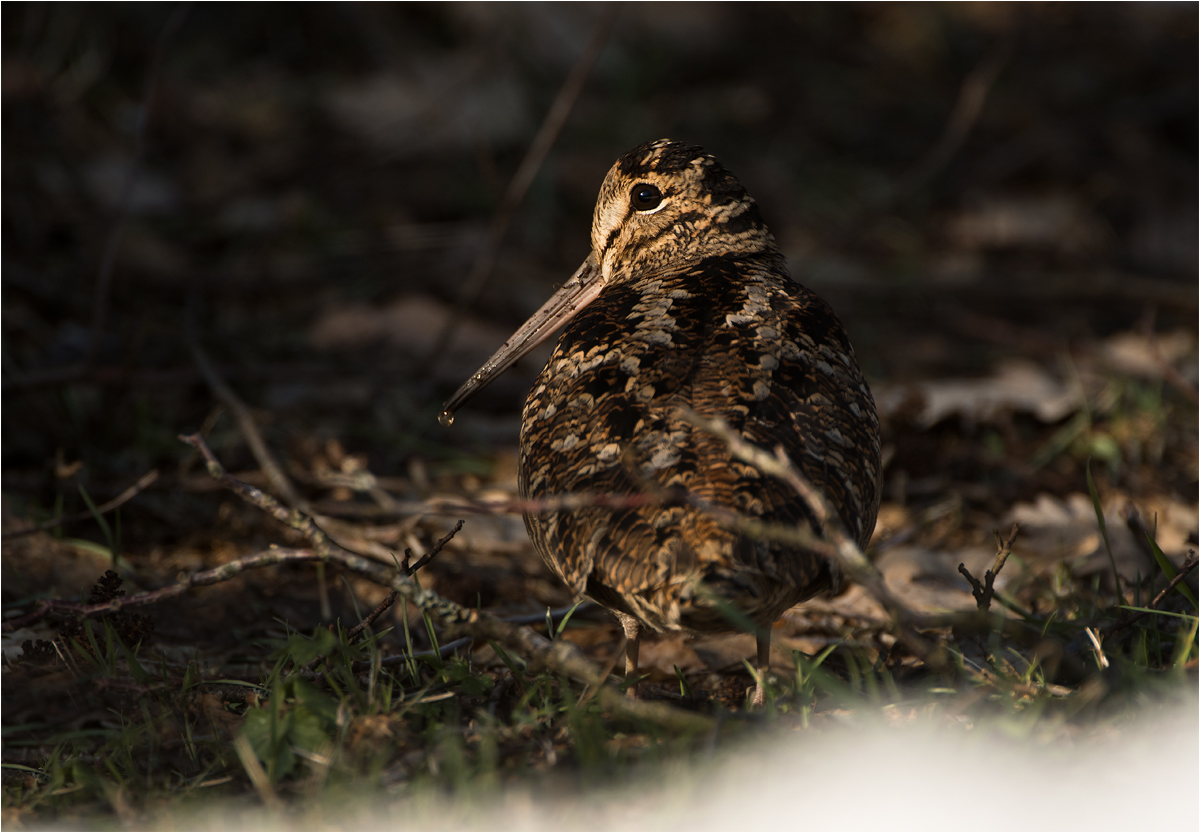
438;409;455;427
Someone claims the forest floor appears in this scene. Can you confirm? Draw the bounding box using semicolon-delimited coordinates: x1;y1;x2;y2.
2;4;1197;829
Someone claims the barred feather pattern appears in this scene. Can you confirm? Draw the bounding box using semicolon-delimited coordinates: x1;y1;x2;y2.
518;140;881;635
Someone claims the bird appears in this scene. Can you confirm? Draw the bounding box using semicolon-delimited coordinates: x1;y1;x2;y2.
440;139;881;705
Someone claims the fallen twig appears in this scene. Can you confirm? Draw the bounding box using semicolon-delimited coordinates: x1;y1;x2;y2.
889;24;1015;203
188;339;308;511
426;5;617;367
679;409;949;670
313;490;672;520
1;470;160;540
309;520;466;673
958;523;1020;612
1;547;316;632
176;432;713;732
402;521;465;578
87;3;190;369
1105;552;1199;639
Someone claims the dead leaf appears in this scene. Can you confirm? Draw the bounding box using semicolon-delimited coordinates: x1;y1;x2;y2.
944;192;1109;255
1007;492;1197;579
876;360;1082;427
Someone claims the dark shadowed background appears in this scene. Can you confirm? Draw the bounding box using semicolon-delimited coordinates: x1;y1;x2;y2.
4;2;1196;474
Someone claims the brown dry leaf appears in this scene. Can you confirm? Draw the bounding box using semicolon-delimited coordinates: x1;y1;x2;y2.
193;692;243;736
871;502;912;544
1100;329;1196;381
0;519;128;602
1007;492;1197;579
875;544;997;613
636;635;706;679
944;192;1109;256
324;65;531;155
875;360;1083;427
450;512;532;558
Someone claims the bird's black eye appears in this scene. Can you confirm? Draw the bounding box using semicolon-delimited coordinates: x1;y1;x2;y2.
631;183;663;212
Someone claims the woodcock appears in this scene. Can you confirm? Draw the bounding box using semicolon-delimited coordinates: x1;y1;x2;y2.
441;139;881;704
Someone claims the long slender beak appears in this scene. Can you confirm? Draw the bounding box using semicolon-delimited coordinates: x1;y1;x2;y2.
439;255;606;426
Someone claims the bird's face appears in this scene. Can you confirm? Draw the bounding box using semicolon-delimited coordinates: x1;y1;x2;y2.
440;139;777;424
589;139;777;283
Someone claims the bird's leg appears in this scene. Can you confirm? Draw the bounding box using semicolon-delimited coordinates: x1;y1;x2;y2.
617;612;642;698
751;628;771;707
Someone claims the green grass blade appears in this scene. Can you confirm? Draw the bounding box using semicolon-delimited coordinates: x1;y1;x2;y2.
1029;411;1088;470
1085;460;1122;595
554;600;584;638
1117;606;1199;622
672;665;693;698
1143;534;1198;608
1171;617;1199;670
114;632;150;686
77;481;116;566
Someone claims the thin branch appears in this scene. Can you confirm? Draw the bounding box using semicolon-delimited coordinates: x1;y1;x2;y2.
176;432;714;732
678;409;948;670
402;521;465;577
1;470;160;540
426;5;618;367
958;523;1020;612
311;490;670;520
1106;552;1199;638
310;520;465;672
87;3;190;369
187;339;309;511
890;25;1014;203
1;547;315;631
502;603;598;626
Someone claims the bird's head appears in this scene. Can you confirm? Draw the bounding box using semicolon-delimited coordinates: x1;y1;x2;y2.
440;140;777;424
590;139;779;282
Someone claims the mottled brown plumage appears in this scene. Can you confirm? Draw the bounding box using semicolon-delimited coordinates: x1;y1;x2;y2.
442;139;881;703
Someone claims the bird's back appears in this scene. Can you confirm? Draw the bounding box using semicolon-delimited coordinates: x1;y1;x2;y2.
519;252;881;633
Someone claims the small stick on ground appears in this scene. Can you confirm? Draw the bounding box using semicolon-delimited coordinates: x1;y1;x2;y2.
958;523;1020;612
889;25;1015;204
426;5;617;367
2;470;160;540
87;4;190;370
1106;552;1199;639
188;339;308;511
679;409;948;671
175;432;713;732
2;547;315;632
402;521;464;577
319;520;465;669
